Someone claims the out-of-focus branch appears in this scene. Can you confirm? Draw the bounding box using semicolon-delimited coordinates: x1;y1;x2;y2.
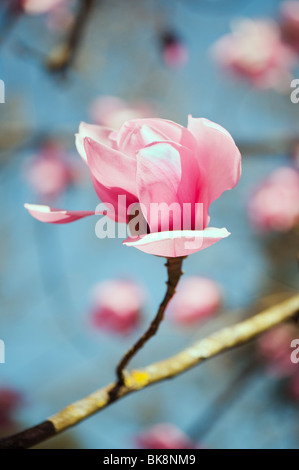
47;0;95;73
0;1;22;47
237;135;299;156
1;294;299;449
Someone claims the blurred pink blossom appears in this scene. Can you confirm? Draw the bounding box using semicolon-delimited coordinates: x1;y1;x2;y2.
47;4;74;32
25;116;241;258
90;96;157;130
167;277;221;326
90;279;145;335
212;19;295;90
136;423;196;449
21;0;70;15
161;33;188;68
0;387;22;429
248;167;299;232
24;142;77;202
257;324;297;377
280;1;299;52
292;142;299;168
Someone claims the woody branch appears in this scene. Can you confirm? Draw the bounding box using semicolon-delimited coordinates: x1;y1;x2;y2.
0;293;299;449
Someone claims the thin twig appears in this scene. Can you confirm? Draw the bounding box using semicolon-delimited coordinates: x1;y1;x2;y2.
1;294;299;449
109;256;185;401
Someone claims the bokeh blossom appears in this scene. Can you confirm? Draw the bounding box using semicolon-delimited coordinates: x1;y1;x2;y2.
135;423;196;449
24;142;77;202
0;387;22;430
160;32;188;68
90;96;157;131
167;276;221;326
280;1;299;53
212;19;295;90
257;324;298;377
248;167;299;232
21;0;71;15
89;279;145;335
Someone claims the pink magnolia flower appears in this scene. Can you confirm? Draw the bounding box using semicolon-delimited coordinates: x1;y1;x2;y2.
24;142;76;202
257;324;298;377
161;32;188;68
136;423;195;449
90;95;156;130
248;167;299;232
21;0;70;15
89;279;145;335
25;116;241;258
167;276;221;326
212;19;295;90
0;387;22;429
280;1;299;52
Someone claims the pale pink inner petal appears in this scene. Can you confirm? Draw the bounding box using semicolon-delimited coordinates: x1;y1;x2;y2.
137;141;203;232
116;118;196;157
123;227;230;257
76;122;116;164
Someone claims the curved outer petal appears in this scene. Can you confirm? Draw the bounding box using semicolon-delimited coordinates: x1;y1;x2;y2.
24;204;100;224
187;117;241;206
136;141;203;232
116;118;197;158
84;137;137;196
123;227;230;257
84;137;138;223
90;176;138;223
75;122;116;164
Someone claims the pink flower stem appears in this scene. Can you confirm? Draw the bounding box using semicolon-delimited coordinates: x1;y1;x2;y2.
108;256;186;402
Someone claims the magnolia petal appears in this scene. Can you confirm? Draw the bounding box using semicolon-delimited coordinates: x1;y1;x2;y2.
137;141;202;232
75;122;116;164
123;227;230;257
90;175;137;223
187;117;241;205
84;137;137;197
117;118;196;157
24;203;100;224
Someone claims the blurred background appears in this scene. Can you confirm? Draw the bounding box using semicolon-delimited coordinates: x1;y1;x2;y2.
0;0;299;449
